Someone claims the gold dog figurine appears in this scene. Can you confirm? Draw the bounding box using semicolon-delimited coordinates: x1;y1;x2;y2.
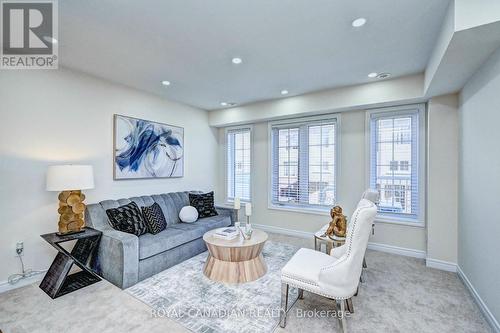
322;206;347;238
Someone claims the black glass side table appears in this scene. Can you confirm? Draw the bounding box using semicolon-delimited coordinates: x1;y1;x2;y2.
39;227;102;299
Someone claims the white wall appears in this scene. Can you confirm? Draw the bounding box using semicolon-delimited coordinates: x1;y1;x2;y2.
427;94;459;266
216;109;427;253
209;74;425;127
459;46;500;328
455;0;500;31
424;0;455;93
0;68;218;283
423;0;500;98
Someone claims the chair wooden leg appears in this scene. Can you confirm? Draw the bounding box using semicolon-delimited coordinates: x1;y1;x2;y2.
336;299;347;333
298;288;304;299
279;283;289;328
345;297;354;313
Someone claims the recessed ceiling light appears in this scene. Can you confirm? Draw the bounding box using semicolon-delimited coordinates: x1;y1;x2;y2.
368;72;378;78
43;36;58;44
281;90;289;95
161;80;171;86
220;102;228;106
376;73;391;79
232;57;243;64
352;18;367;27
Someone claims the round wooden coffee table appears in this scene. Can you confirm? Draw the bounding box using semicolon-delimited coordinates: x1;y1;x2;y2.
203;228;268;283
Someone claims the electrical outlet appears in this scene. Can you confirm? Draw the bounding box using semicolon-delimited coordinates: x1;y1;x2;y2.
16;242;24;256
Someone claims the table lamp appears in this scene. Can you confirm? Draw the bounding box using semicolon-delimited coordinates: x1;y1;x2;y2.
46;165;94;235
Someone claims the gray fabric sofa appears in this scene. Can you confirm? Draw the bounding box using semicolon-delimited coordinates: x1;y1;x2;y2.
85;191;236;289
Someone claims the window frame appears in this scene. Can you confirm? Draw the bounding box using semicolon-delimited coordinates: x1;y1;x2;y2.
365;104;426;227
224;125;253;204
268;114;341;214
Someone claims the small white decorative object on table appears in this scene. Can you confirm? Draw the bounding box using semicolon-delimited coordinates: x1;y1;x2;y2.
179;206;198;223
245;202;252;217
233;197;241;210
244;202;253;239
233;197;241;222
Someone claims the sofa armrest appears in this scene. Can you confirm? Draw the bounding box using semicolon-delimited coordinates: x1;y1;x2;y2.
95;227;139;289
215;205;238;225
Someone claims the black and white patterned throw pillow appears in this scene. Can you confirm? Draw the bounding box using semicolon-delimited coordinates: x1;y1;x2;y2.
106;202;148;236
141;202;167;234
189;192;218;218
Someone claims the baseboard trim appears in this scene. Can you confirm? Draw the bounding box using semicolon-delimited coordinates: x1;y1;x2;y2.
426;258;457;272
253;223;313;239
0;274;45;294
254;224;426;259
367;242;426;259
457;266;500;333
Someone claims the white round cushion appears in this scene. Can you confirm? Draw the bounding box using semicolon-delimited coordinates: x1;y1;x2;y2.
179;206;198;223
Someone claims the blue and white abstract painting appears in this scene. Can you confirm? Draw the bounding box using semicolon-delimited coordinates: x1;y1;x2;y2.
114;115;184;179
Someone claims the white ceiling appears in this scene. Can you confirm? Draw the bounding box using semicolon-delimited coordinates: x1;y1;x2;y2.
59;0;451;110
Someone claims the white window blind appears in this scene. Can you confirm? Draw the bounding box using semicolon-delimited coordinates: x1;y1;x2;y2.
369;110;420;221
226;127;251;201
271;118;337;209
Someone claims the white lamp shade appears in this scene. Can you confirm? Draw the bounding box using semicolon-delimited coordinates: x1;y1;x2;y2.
46;165;95;191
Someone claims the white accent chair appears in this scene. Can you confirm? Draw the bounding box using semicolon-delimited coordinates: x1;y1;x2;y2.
280;199;377;332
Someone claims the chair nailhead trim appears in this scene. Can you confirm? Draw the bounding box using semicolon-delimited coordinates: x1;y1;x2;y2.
281;278;354;300
282;273;319;287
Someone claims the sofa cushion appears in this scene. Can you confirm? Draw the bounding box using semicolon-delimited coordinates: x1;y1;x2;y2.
141;202;167;234
137;215;232;260
189;192;218;218
179;206;199;223
194;215;231;230
105;202;148;236
139;227;200;260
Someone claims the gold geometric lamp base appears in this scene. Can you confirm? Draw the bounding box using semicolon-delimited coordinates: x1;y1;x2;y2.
57;190;86;235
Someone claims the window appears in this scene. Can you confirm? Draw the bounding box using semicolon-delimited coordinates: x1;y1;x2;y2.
390;160;399;171
270;116;338;210
368;105;424;224
226;127;251;201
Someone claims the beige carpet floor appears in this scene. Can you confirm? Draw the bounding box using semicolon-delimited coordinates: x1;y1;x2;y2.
0;232;492;333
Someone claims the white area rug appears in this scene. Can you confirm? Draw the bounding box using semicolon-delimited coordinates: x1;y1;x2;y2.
126;241;299;333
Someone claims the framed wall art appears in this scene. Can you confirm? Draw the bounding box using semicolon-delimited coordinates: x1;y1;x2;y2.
113;114;184;179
